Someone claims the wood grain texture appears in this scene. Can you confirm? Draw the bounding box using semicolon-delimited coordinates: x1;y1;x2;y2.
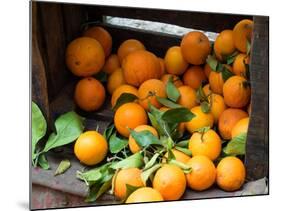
245;16;269;181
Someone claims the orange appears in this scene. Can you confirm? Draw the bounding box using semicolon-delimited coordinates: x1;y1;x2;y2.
138;79;167;110
216;156;246;191
126;187;164;203
102;54;121;74
74;131;108;165
185;106;214;133
209;65;233;95
161;74;183;88
232;53;250;77
83;26;112;57
233;19;253;53
164;46;189;75
128;125;158;153
114;102;148;137
177;86;198;109
183;65;207;89
74;77;105;111
114;168;144;199
158;57;166;77
66;37;105;77
180;31;211;65
223;76;251;108
218;108;248;140
204;63;212;78
122;50;161;87
189;129;222;161
203;84;212;96
186;155;216;191
111;84;138;107
162;149;191;164
107;68;126;94
214;30;236;61
208;93;227;123
117;39;146;63
231;117;249;138
153;164;186;200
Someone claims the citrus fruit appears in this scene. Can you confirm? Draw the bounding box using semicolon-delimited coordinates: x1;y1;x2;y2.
203;84;212;96
214;29;236;61
111;84;138;107
208;93;227;123
177;86;198;109
107;68;126;94
126;187;164;203
102;54;121;74
232;53;250;77
161;74;183;88
164;46;189;75
209;64;232;95
162;149;191;164
231;117;249;138
233;19;253;53
158;57;166;77
117;39;145;63
183;65;207;89
204;63;212;78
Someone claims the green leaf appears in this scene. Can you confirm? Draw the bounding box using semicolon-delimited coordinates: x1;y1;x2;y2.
223;133;247;156
176;140;189;148
54;159;71;176
109;132;128;153
200;101;211;113
103;123;115;140
162;107;195;123
43;111;84;152
169;159;192;174
246;40;251;55
222;66;234;82
174;146;192;156
129;129;161;148
37;153;49;170
32;102;47;161
111;152;144;170
196;85;208;103
143;153;160;171
166;77;180;102
95;71;107;83
226;51;239;65
141;164;161;185
148;112;165;137
156;96;182;108
206;55;218;71
167;148;176;161
113;93;138;111
123;184;141;202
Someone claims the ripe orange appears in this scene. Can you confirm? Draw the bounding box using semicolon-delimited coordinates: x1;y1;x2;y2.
233;19;253;53
114;168;144;199
74;131;108;165
183;65;207;89
158;57;166;77
216;156;246;191
102;54;121;74
83;26;112;57
214;30;236;61
209;65;233;95
74;77;105;111
218;108;248;140
114;102;148;137
161;74;183;88
138;79;167;110
128;125;158;153
208;93;227;123
185;106;214;133
189;129;222;161
162;149;191;164
186;155;216;191
203;84;212;96
204;63;212;78
66;37;105;77
117;39;146;63
164;46;189;75
107;68;126;94
126;187;164;203
177;86;198;109
180;31;211;65
231;117;249;138
153;164;186;200
232;53;250;77
223;76;251;108
111;84;139;107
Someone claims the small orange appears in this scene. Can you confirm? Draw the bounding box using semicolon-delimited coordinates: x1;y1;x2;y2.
111;84;138;107
126;187;164;203
180;31;211;65
177;86;198;109
117;39;146;63
162;149;191;164
74;131;108;165
186;155;216;191
208;93;227;123
102;54;121;74
74;77;105;111
164;46;189;75
138;79;167;110
216;156;246;191
185;106;214;133
114;168;144;199
107;68;126;94
183;65;207;89
204;63;212;78
114;102;148;137
214;30;236;61
232;53;250;77
231;117;249;138
66;37;105;77
128;125;158;153
203;84;212;96
158;57;166;77
189;129;222;161
161;74;183;88
153;164;186;200
233;19;253;53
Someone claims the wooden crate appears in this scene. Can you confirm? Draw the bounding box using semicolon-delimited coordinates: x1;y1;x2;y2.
31;1;269;204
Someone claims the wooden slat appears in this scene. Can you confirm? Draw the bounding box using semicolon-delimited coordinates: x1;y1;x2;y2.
86;5;252;33
245;16;269;181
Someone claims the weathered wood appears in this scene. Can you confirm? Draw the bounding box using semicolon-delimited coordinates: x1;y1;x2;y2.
245;16;269;181
86;5;252;33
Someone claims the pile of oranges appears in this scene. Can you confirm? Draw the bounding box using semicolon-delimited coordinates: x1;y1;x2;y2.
65;19;253;203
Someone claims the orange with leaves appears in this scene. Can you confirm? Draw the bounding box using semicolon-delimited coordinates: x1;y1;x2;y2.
231;117;249;138
214;29;236;61
232;53;250;77
161;74;183;88
209;65;233;95
233;19;253;53
111;84;138;107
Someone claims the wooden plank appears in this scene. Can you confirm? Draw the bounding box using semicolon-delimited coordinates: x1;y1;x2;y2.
86;5;252;33
245;16;269;181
